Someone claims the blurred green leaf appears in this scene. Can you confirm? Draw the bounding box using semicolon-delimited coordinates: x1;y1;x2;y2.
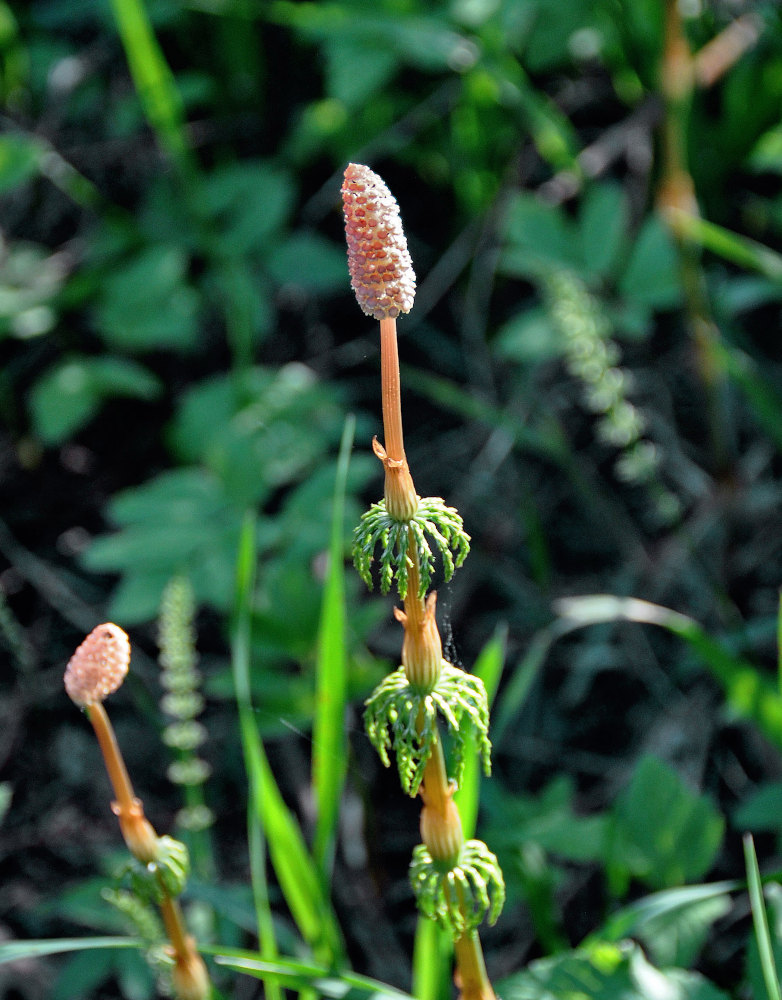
502;193;579;275
0;134;40;192
485;775;607;864
213;947;411;1000
595;881;736;969
579;183;627;281
499;939;728;1000
618;218;682;309
201;161;295;255
95;246;200;352
734;781;782;834
606;756;724;895
30;356;161;444
267;232;348;293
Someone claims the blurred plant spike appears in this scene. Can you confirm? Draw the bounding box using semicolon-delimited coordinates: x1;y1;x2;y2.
158;576;215;837
65;624;211;1000
342;164;503;1000
543;269;680;523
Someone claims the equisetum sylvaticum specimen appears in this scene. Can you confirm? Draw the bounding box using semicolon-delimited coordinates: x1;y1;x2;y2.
65;623;211;1000
342;163;504;1000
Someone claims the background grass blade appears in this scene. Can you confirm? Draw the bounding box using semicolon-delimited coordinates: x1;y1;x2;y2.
232;513;346;967
454;624;507;838
744;834;782;1000
312;415;354;883
213;948;413;1000
231;512;282;1000
0;938;138;964
107;0;193;173
554;595;782;749
412;917;452;1000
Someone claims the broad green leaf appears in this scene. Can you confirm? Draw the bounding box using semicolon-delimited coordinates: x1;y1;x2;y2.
499;939;729;1000
0;134;40;193
201;161;295;255
30;356;161;444
606;756;724;895
734;781;782;833
485;775;607;864
495;308;560;363
595;880;736;968
267;232;348;293
324;36;397;107
579;183;627;280
501;193;579;275
618;218;682;309
95;245;200;352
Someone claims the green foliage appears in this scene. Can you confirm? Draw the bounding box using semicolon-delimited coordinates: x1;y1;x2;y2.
30;355;161;444
498;939;729;1000
9;0;782;997
606;756;724;896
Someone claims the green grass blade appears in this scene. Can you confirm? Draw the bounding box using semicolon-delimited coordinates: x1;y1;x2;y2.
107;0;193;173
232;512;282;1000
715;343;782;454
0;938;139;963
744;834;782;1000
669;210;782;282
554;594;782;748
312;415;355;883
232;514;346;967
492;624;561;746
212;948;413;1000
454;624;507;838
412;917;452;1000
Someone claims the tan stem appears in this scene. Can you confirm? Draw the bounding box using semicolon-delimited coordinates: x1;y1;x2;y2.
380;316;405;463
454;931;497;1000
160;892;191;957
88;701;137;810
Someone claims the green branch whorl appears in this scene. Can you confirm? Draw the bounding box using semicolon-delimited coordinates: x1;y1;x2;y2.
410;839;505;938
353;495;470;599
364;663;491;797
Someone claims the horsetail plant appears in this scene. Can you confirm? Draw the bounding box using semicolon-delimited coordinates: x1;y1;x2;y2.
342;163;504;1000
65;623;211;1000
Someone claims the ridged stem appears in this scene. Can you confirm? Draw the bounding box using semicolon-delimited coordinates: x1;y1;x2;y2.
88;701;137;812
406;552;495;1000
380;316;405;463
87;703;210;999
454;930;496;1000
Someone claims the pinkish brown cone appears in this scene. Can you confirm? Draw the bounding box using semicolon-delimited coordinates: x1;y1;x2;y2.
65;623;130;707
342;163;416;320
